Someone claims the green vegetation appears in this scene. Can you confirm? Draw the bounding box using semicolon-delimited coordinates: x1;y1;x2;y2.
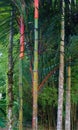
0;0;78;130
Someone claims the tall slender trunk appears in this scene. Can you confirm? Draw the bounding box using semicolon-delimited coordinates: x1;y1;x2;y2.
32;0;39;130
56;0;65;130
65;0;71;128
18;1;25;129
19;59;23;130
7;9;14;130
19;16;25;130
65;58;71;130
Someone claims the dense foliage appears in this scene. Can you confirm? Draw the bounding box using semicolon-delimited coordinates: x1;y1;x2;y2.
0;0;78;129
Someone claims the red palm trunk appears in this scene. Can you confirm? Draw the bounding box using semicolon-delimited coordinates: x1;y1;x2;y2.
34;0;39;18
19;17;25;58
19;16;25;130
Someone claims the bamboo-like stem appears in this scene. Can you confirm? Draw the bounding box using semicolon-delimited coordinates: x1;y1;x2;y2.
65;58;71;130
32;0;39;130
19;59;23;130
65;1;71;129
19;16;25;130
56;0;65;130
32;18;38;130
7;8;14;130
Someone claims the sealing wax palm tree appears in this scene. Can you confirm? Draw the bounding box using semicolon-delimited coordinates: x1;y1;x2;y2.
57;0;65;130
32;0;39;130
19;16;25;130
1;0;78;129
10;1;25;130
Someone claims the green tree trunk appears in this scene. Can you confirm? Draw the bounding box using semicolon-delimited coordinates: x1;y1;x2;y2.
19;59;23;130
56;0;65;130
65;58;71;130
32;17;38;130
32;0;39;130
7;9;14;130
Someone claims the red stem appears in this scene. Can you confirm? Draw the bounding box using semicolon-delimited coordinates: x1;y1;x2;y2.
19;17;25;58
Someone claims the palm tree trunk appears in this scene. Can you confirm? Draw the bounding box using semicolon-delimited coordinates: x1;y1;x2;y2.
65;58;71;130
19;59;23;130
56;0;65;130
7;8;14;130
19;16;25;130
32;0;39;130
65;0;71;128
